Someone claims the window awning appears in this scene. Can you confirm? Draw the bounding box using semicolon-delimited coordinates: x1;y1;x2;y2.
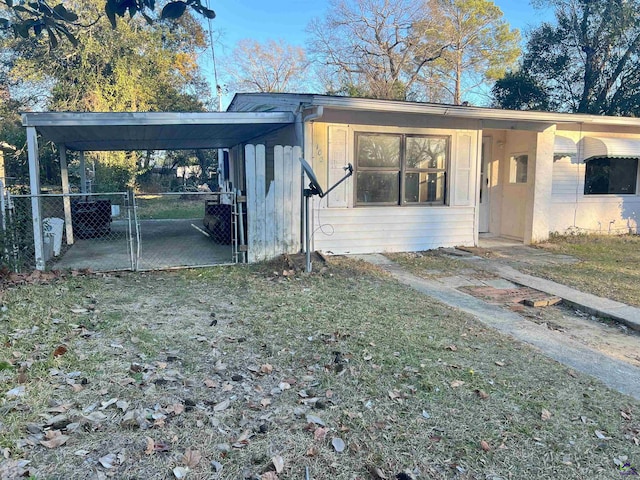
554;135;577;155
583;136;640;160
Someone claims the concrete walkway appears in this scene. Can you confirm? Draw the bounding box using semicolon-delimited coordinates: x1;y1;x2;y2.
463;257;640;332
355;253;640;400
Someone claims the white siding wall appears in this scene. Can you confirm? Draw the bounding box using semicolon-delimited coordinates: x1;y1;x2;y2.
310;123;478;254
550;130;640;234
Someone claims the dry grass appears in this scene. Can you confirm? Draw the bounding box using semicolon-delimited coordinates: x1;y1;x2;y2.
1;259;639;480
529;235;640;307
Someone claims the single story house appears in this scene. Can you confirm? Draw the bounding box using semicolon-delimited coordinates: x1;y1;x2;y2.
226;93;640;255
19;93;640;269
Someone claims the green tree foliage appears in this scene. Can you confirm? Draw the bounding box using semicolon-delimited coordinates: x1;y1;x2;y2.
492;71;549;111
1;0;213;189
422;0;520;105
0;0;214;48
494;0;640;115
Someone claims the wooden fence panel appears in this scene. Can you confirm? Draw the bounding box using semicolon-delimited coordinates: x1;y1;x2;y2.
245;144;302;262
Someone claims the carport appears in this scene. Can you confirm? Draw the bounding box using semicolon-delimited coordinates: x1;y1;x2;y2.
20;111;296;271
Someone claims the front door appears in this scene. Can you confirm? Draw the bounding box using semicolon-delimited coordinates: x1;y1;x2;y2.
479;137;491;233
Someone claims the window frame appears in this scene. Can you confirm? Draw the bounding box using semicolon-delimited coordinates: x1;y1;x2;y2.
584;156;639;195
508;153;529;184
354;132;450;207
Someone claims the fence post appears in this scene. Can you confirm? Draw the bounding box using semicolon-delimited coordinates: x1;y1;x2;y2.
26;127;45;271
59;145;74;245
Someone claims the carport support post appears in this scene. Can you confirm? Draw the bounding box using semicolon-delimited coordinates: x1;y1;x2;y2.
59;145;74;245
79;151;87;194
26;126;45;270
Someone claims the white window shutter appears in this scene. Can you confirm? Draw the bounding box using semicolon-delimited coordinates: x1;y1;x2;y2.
327;126;349;208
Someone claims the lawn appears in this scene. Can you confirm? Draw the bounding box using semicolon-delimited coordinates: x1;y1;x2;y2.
0;259;638;479
135;195;206;220
528;235;640;307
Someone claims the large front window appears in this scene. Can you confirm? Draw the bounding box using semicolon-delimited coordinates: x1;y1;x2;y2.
355;133;449;206
584;157;638;195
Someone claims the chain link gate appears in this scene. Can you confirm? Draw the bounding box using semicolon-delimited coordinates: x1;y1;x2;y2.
132;191;238;270
0;190;238;273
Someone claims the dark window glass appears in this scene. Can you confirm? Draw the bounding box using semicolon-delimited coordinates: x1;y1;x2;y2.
355;133;449;206
584;158;638;194
356;172;399;203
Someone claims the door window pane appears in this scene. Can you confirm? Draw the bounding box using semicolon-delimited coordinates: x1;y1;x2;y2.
509;154;528;183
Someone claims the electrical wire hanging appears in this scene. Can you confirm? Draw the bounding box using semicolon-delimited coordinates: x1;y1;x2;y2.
205;0;222;111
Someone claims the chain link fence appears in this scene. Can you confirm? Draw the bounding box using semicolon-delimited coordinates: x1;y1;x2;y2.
0;190;238;272
134;192;237;270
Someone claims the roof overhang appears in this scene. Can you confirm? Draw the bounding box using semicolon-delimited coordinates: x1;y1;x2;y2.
21;111;295;151
583;136;640;160
230;92;640;128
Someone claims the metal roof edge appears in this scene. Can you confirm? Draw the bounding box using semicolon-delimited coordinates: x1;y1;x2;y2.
304;95;640;127
21;111;295;127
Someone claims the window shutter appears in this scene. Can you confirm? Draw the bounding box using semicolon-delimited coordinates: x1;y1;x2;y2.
327;126;349;207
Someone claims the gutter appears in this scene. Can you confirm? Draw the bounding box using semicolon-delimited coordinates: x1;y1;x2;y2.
296;105;325;252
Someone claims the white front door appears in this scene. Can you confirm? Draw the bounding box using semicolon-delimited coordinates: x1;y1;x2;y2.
479;137;491;233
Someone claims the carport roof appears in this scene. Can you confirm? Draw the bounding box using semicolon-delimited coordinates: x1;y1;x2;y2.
21;111;295;151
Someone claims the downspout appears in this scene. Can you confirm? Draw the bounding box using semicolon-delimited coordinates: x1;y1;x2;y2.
296;105;324;252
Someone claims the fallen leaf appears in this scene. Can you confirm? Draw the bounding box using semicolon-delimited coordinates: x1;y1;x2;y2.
388;390;402;400
475;389;490;400
620;410;632;420
306;446;319;457
172;403;185;415
53;345;68;357
261;473;278;480
450;380;465;388
84;411;108;423
98;453;117;469
541;409;552;421
272;455;284;474
260;364;274;375
173;466;189;479
332;437;346;453
116;400;129;412
40;430;69;449
260;398;271;408
594;430;611;440
204;379;217;388
70;307;88;314
313;427;327;441
211;461;223;474
495;361;505;367
182;448;202;468
100;398;118;410
480;440;491;451
5;386;26;398
305;414;325;426
446;345;458;351
214;399;230;412
372;467;388;479
145;437;155;455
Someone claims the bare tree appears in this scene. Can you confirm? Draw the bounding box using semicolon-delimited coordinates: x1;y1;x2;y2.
308;0;449;100
223;39;309;93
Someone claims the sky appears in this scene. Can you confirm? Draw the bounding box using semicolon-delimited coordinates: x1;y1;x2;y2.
200;1;555;108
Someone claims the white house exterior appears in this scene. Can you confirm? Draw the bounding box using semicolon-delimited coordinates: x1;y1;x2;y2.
20;94;640;269
228;93;640;256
